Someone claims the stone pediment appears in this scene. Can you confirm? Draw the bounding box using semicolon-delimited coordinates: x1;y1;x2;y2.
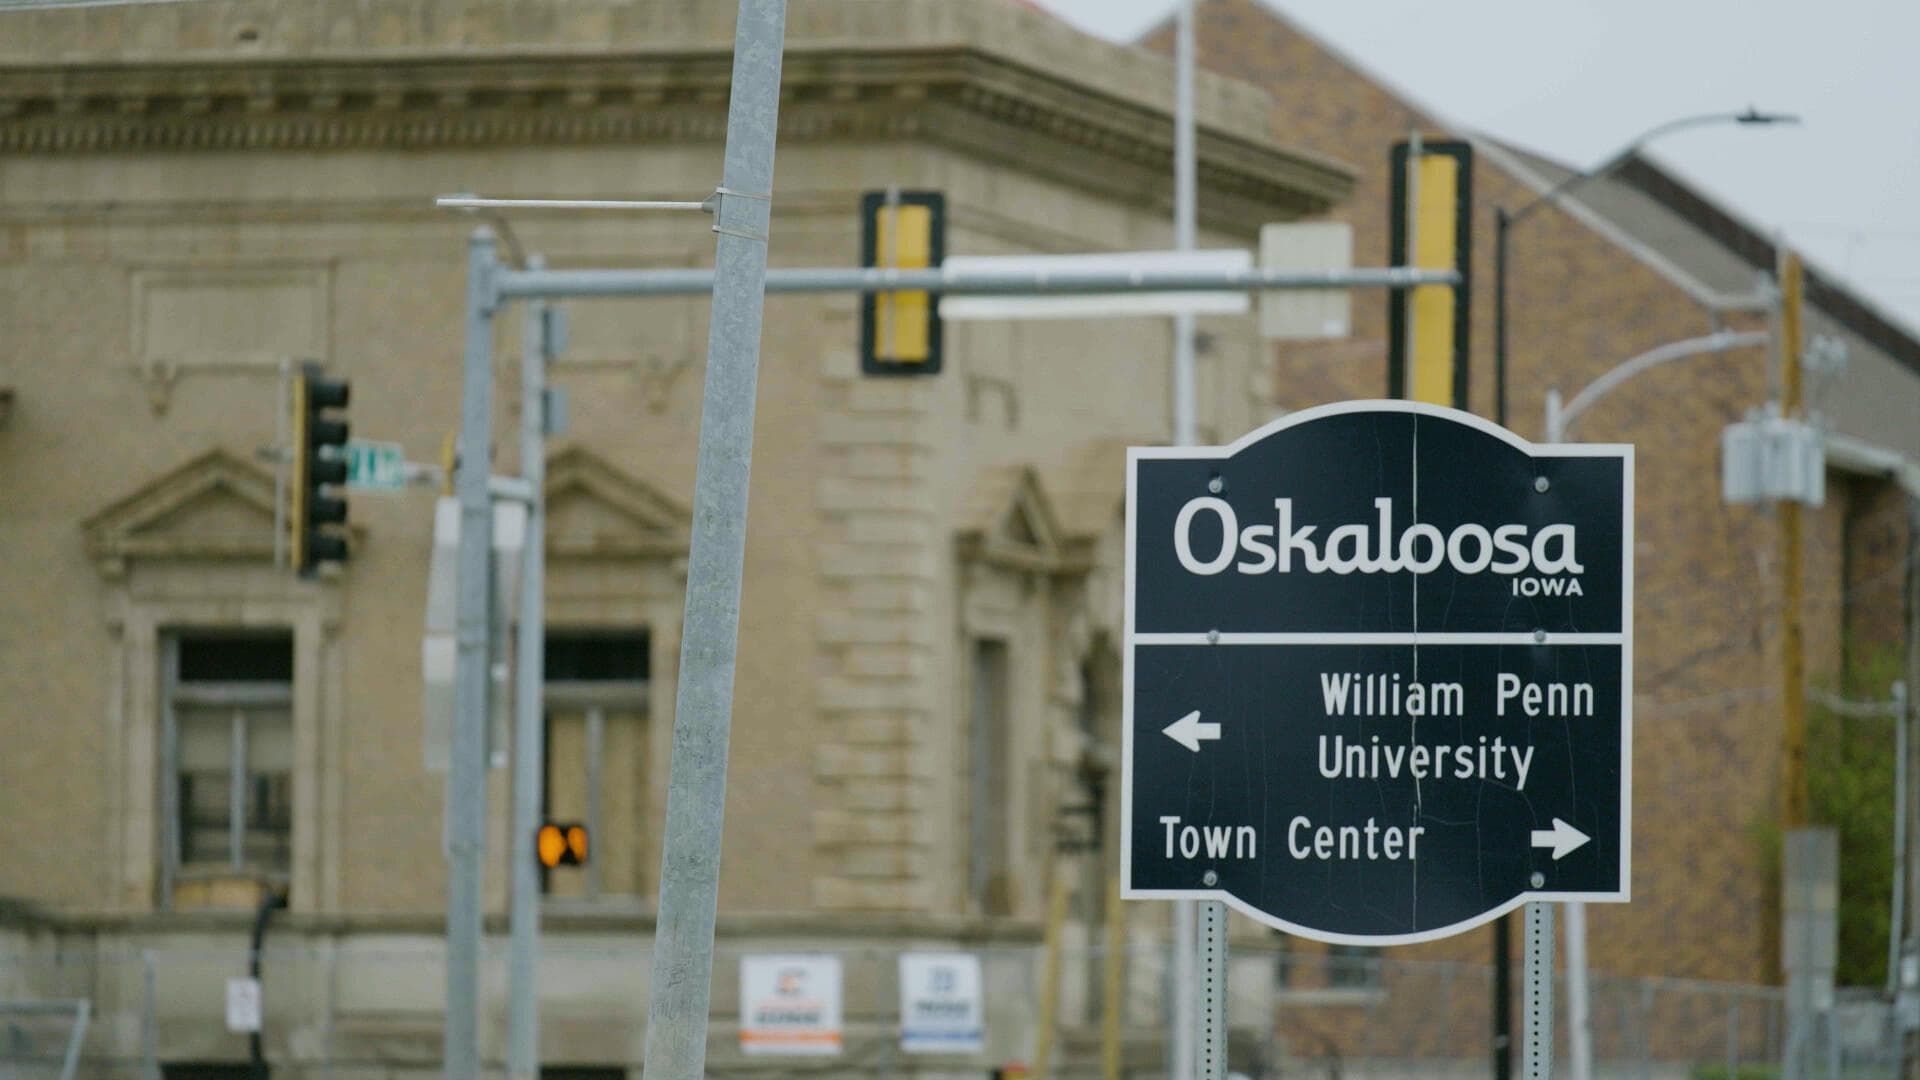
83;447;279;576
544;446;690;560
957;464;1070;573
1048;438;1134;557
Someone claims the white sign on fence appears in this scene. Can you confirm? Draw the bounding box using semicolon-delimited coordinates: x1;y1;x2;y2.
899;951;984;1054
224;976;261;1034
740;954;842;1056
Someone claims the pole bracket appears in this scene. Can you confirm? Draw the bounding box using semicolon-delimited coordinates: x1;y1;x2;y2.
706;186;773;242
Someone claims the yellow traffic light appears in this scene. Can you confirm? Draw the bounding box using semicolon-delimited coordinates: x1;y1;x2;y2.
536;821;589;869
860;190;945;375
1388;141;1472;407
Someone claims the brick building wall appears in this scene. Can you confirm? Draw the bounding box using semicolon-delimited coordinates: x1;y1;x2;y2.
1149;0;1808;985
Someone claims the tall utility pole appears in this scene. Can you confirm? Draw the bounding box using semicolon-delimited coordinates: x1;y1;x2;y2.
445;228;498;1080
1780;249;1808;827
1168;3;1201;1080
639;3;788;1078
507;259;552;1080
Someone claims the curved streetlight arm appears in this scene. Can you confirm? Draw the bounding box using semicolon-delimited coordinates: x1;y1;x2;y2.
1546;330;1771;442
1508;111;1799;228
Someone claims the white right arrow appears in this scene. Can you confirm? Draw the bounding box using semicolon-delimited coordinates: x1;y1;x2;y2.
1529;818;1591;861
1162;710;1221;753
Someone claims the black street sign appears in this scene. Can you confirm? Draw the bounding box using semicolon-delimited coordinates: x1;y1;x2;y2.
1122;401;1632;944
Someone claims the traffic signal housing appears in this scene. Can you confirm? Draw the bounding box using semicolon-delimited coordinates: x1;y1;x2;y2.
859;190;945;376
291;363;350;576
1387;140;1473;407
537;821;589;869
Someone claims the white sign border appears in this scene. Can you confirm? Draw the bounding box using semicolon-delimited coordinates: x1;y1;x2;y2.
1120;398;1634;947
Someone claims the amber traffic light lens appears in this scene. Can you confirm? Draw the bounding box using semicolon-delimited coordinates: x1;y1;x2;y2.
536;824;567;869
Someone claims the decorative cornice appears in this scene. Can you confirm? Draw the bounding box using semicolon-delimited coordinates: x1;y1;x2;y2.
0;47;1352;229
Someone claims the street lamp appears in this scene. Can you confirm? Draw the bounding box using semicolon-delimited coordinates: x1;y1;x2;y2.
1486;106;1794;1080
1493;108;1800;426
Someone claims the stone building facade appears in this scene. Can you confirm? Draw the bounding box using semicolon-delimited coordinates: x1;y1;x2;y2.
0;0;1349;1073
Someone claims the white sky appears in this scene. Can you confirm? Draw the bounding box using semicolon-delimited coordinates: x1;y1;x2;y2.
1033;0;1920;335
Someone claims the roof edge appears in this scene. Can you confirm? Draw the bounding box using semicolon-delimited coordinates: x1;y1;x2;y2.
1615;153;1920;377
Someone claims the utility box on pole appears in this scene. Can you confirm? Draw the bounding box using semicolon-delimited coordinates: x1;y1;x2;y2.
1722;411;1825;506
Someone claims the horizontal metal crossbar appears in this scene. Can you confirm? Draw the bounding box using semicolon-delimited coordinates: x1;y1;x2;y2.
436;196;710;212
494;264;1457;300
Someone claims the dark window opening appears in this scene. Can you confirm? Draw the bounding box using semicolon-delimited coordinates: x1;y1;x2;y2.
163;1064;262;1080
541;1068;626;1080
178;632;294;682
545;630;649;682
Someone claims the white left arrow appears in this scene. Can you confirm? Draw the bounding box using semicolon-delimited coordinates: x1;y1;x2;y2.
1529;818;1591;861
1162;710;1221;753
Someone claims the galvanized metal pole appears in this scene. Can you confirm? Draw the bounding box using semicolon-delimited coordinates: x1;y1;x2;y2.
1544;389;1590;1080
639;3;787;1078
1523;902;1556;1080
1889;680;1909;1000
1171;0;1197;449
1904;499;1920;1080
1170;3;1201;1079
506;257;550;1080
445;226;498;1080
1565;901;1591;1080
1197;895;1229;1080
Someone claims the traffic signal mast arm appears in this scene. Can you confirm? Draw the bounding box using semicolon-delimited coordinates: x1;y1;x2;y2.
493;262;1454;300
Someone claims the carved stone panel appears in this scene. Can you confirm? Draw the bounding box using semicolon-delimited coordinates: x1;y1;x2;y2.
130;263;331;412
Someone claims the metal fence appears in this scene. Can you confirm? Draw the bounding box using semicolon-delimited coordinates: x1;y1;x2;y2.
0;938;1898;1079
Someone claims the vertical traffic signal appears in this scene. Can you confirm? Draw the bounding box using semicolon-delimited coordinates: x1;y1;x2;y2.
290;363;351;576
859;190;945;375
1387;140;1473;407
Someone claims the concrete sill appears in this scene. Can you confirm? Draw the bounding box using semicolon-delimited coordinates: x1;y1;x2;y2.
1274;986;1387;1007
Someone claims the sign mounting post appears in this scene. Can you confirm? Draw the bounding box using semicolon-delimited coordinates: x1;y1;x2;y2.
1123;400;1632;953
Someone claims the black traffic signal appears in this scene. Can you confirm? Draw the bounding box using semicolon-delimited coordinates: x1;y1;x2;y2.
290;363;350;576
537;822;589;869
859;189;945;376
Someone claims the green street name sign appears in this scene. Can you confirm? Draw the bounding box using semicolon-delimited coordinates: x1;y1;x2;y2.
344;439;407;491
